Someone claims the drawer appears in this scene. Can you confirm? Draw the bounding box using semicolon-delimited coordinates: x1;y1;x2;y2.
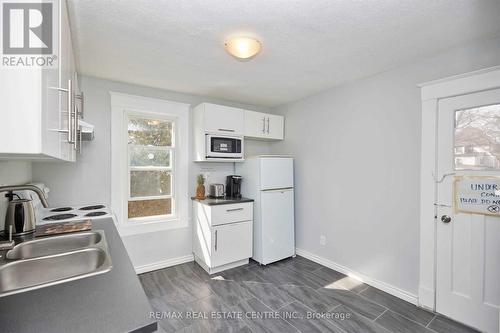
210;202;253;226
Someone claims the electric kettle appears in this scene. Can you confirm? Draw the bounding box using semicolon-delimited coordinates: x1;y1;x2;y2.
4;199;36;235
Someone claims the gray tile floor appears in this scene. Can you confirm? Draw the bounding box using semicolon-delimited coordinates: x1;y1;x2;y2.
139;256;479;333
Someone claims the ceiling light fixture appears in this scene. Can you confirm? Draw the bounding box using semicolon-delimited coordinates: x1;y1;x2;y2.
225;37;262;59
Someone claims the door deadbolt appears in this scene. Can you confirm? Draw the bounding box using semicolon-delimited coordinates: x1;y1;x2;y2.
441;215;452;223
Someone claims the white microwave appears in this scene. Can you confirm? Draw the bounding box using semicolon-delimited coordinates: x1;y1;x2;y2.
206;134;244;160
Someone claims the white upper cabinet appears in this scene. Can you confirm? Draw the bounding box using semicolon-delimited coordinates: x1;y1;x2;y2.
0;0;79;161
244;110;284;140
199;103;244;135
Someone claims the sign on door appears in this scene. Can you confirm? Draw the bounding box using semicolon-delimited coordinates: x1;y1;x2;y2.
454;176;500;216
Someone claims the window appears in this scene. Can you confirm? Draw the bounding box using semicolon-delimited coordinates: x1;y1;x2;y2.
111;92;190;236
127;116;175;220
454;104;500;170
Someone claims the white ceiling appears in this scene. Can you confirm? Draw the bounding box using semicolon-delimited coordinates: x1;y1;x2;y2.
68;0;500;107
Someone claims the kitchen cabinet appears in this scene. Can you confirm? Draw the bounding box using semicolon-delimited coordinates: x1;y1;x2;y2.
192;200;253;274
193;103;244;135
244;110;284;140
0;0;80;161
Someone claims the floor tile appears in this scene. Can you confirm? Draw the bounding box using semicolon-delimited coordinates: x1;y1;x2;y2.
161;262;198;280
311;267;368;293
317;287;386;320
428;315;480;333
280;266;332;289
169;274;213;303
242;281;294;310
139;269;173;298
360;286;434;325
181;294;250;332
279;301;345;333
274;255;324;273
232;297;299;333
207;279;253;307
219;266;266;283
278;284;340;312
375;310;433;333
149;297;187;332
328;305;390;333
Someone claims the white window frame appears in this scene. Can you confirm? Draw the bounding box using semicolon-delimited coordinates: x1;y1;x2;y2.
111;92;190;236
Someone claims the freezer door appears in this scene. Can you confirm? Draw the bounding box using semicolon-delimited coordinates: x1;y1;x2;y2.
260;188;295;264
260;157;293;190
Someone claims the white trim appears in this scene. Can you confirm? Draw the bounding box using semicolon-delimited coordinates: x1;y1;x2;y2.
295;248;418;305
135;254;194;274
418;66;500;312
420;65;500;100
110;92;190;236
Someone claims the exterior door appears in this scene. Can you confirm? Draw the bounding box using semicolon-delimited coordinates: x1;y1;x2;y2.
436;88;500;333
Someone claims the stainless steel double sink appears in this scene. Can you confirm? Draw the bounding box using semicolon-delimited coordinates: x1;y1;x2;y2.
0;230;112;297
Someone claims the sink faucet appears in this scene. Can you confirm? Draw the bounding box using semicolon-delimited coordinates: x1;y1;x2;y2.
0;185;49;208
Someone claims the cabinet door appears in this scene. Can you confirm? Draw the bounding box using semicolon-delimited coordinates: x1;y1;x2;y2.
204;103;244;135
211;221;252;267
266;114;284;140
244;110;267;139
58;0;76;162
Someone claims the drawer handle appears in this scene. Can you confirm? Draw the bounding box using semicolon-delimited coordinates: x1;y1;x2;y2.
218;128;235;132
226;208;244;212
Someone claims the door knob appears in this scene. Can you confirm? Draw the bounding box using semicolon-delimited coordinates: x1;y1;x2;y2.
441;215;452;223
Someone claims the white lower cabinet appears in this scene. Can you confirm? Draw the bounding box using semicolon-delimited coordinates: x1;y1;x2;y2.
192;200;253;274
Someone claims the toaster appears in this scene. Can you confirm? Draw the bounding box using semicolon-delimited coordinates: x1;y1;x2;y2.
209;184;225;198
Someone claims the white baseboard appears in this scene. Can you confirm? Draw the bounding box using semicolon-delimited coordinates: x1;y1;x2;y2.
295;248;418;305
135;254;194;274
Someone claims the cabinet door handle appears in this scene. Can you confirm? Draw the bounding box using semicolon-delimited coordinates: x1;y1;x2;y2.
262;117;266;133
226;208;243;212
215;230;218;251
266;117;270;134
218;128;235;132
67;79;74;144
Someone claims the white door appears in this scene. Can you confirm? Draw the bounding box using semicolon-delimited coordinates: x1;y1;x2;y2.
436;88;500;333
266;114;284;140
203;103;244;135
211;221;252;267
260;189;295;264
260;157;294;190
244;110;268;139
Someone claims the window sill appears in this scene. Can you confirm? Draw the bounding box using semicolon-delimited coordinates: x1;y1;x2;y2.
116;217;188;237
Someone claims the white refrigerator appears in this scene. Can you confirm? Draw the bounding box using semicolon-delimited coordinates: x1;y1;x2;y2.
236;155;295;265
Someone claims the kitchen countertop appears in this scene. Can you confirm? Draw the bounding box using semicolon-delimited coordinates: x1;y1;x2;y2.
0;217;157;333
191;196;254;206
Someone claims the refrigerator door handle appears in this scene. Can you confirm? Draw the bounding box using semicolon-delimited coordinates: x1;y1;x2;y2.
261;187;294;193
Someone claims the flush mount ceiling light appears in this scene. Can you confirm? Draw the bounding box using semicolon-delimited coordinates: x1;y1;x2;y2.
224;37;262;59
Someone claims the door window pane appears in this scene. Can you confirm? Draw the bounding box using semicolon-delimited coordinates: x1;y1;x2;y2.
130;170;171;197
455;104;500;170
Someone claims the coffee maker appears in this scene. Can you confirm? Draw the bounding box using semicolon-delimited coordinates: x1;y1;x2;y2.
226;175;242;198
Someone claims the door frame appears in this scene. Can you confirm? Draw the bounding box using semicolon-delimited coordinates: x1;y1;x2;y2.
418;65;500;311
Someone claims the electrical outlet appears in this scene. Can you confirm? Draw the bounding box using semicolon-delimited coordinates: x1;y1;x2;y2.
320;235;326;246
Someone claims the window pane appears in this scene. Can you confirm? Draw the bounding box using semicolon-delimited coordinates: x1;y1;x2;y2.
128;198;172;218
130;147;170;167
130;170;171;197
128;117;172;146
455;104;500;170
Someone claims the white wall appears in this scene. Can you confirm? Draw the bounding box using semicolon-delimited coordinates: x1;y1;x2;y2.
32;76;271;268
270;35;500;296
